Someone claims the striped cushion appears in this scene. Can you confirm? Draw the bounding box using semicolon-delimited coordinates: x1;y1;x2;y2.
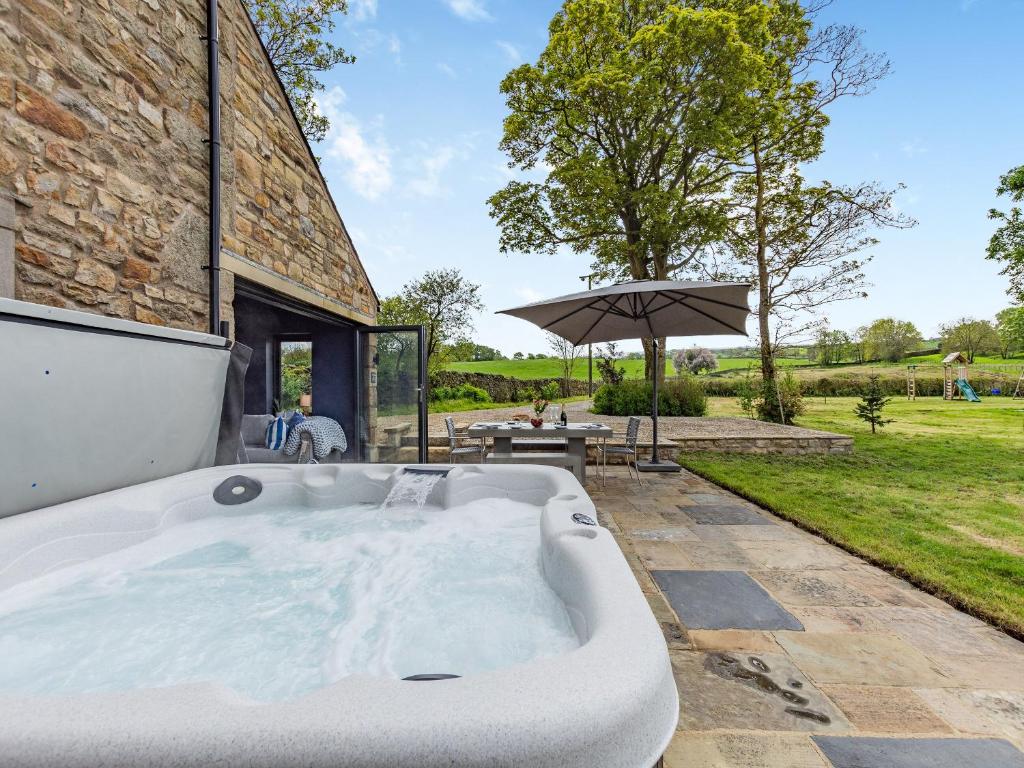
265;416;288;450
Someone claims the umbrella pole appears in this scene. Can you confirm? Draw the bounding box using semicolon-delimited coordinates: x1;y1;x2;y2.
638;336;680;473
651;336;660;463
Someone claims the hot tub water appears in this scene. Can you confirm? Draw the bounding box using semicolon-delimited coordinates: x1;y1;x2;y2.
0;494;579;702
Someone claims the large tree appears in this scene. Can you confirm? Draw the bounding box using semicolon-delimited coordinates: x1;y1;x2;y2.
710;9;911;418
488;0;770;380
939;317;999;364
987;165;1024;303
718;174;911;383
246;0;355;142
861;318;922;363
995;306;1024;359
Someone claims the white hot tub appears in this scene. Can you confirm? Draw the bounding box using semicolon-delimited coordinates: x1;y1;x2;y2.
0;463;678;768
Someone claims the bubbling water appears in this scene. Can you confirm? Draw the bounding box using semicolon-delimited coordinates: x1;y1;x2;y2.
0;496;579;702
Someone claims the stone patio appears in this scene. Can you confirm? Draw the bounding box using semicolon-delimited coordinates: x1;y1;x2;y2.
585;467;1024;768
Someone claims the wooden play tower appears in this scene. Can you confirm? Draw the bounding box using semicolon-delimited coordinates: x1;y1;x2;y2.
942;352;975;401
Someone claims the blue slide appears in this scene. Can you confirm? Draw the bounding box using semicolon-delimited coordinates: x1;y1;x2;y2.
956;379;981;402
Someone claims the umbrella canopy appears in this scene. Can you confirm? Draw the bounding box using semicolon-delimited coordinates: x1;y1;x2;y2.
497;280;751;346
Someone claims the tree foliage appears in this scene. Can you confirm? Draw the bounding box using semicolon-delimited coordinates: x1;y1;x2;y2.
987;165;1024;303
596;342;626;385
379;270;483;373
861;318;922;363
488;0;772;379
246;0;355;143
995;307;1024;359
939;317;999;364
673;347;718;375
811;325;850;365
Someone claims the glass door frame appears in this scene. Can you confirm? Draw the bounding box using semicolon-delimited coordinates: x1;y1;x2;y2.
271;333;313;413
354;324;428;463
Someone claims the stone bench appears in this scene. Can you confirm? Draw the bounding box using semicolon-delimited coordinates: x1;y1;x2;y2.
485;451;582;481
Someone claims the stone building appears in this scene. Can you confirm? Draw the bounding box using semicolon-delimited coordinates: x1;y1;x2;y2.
0;0;416;457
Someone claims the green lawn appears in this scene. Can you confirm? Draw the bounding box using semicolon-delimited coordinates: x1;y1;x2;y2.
681;397;1024;635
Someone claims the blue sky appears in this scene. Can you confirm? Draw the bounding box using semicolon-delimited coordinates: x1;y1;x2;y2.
312;0;1023;355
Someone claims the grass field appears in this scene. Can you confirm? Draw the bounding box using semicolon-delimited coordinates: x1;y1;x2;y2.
445;356;808;380
445;353;1023;382
680;397;1024;635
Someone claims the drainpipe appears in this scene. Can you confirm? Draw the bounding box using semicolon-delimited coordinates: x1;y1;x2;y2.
205;0;222;336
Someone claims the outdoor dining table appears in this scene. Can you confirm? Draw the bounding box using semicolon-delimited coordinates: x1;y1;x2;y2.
466;421;613;482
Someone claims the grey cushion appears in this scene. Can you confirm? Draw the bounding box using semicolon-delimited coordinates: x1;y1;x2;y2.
241;415;274;447
244;446;298;464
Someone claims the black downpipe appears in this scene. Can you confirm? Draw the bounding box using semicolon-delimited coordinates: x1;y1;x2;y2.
205;0;222;336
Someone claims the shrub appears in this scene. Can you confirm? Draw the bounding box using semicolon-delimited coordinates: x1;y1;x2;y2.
592;377;707;417
735;374;758;419
755;371;805;425
429;371;589;401
429;383;491;403
538;381;560;402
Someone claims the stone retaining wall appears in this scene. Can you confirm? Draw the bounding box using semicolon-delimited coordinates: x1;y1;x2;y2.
675;435;853;455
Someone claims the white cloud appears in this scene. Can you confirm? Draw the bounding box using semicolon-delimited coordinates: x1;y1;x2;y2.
437;62;457;79
407;145;457;198
900;139;928;157
515;286;544;303
495;40;522;64
317;87;393;200
349;28;403;65
443;0;491;21
350;0;378;20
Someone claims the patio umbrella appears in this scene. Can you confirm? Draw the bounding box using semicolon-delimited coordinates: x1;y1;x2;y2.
498;279;751;472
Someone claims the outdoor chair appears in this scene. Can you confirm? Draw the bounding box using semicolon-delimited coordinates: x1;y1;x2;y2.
597;416;642;487
445;416;485;463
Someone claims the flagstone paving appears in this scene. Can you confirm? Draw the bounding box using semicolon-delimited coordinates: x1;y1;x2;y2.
584;467;1024;767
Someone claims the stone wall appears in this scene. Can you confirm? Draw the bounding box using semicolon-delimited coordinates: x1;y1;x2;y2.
430;370;591;401
0;0;375;331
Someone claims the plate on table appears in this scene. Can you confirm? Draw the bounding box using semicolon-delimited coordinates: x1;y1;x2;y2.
553;424;567;429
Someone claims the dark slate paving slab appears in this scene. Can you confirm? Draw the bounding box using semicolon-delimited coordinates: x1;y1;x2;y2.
812;736;1024;768
652;570;804;630
682;503;775;525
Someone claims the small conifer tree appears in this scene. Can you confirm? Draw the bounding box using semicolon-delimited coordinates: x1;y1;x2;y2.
855;375;894;433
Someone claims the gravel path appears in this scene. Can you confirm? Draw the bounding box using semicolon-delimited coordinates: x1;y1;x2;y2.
428;401;842;442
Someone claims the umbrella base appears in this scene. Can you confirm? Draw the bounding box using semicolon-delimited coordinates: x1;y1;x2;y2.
637;459;682;473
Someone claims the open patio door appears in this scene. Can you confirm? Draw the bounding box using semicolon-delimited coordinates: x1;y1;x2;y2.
355;325;427;463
